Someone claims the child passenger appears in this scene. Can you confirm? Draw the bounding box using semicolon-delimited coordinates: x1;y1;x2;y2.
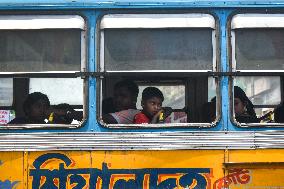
133;87;164;124
9;92;50;124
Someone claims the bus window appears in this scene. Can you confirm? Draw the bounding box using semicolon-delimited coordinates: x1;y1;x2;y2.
0;15;86;128
99;14;219;128
231;14;284;125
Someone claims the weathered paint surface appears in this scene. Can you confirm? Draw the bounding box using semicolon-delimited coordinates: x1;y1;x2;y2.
0;150;284;188
0;152;22;189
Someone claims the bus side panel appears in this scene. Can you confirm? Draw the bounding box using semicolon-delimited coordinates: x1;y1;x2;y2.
228;149;284;189
26;150;224;189
0;152;23;189
2;150;284;188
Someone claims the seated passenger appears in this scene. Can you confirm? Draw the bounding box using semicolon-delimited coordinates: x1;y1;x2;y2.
48;103;76;124
234;86;259;123
9;92;50;124
274;102;284;123
102;79;140;124
133;87;164;124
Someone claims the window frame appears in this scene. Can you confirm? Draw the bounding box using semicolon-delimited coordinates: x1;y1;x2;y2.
230;13;284;127
98;13;221;129
0;14;87;129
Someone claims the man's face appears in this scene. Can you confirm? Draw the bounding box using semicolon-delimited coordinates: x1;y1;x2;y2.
113;86;135;111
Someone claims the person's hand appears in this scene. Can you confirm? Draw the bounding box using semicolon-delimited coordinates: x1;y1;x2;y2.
151;110;164;123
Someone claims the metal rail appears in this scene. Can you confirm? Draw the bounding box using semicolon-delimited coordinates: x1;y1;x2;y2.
0;131;282;151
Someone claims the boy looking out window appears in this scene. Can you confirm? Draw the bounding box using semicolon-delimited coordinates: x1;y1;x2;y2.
134;87;164;124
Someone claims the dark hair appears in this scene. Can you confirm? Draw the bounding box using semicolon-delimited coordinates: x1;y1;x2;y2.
234;86;256;118
114;79;139;98
23;92;50;116
142;87;164;102
55;103;73;111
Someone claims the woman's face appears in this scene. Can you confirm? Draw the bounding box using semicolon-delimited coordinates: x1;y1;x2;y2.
234;98;246;116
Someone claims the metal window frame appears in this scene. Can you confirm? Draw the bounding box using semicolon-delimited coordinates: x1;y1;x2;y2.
0;14;87;129
230;13;284;128
98;13;221;129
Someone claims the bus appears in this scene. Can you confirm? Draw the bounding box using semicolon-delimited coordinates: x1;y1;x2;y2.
1;0;284;188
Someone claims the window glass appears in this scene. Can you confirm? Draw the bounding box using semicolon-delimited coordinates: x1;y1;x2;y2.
234;77;280;120
232;16;284;124
0;16;85;127
29;78;83;105
0;78;13;106
235;77;281;106
208;77;216;101
232;83;281;124
104;29;213;71
235;29;284;70
0;30;81;72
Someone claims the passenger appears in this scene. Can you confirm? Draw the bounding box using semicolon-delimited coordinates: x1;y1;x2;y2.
48;103;75;124
9;92;50;124
234;86;259;123
133;87;164;124
102;79;140;124
274;102;284;123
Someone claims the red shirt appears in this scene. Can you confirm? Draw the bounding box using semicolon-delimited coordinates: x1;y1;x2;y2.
133;112;150;124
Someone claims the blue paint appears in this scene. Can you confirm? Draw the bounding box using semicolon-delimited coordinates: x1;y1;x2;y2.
0;161;19;189
1;0;284;9
0;180;19;189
